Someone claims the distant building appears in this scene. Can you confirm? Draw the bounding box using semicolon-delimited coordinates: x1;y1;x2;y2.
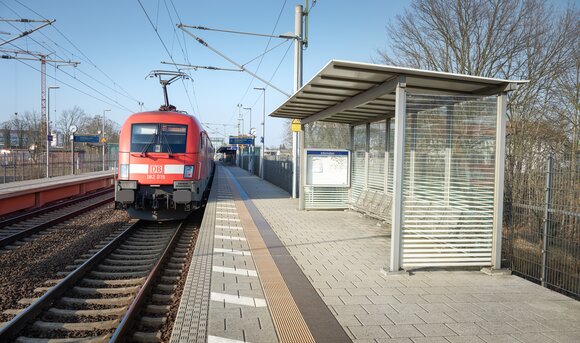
209;136;226;149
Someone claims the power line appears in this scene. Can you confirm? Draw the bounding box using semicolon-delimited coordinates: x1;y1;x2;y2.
2;1;143;115
241;39;291;67
236;0;288;105
0;18;54;47
250;40;293;109
136;0;197;115
164;0;202;117
162;0;202;117
178;26;291;97
12;0;141;104
13;58;133;113
161;61;243;72
2;45;136;113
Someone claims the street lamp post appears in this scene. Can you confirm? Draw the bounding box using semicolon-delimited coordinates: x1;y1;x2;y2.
243;107;252;134
236;104;242;166
102;109;111;171
254;87;265;180
46;86;59;178
243;107;253;174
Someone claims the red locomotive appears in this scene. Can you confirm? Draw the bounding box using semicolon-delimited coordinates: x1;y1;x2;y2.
115;71;214;220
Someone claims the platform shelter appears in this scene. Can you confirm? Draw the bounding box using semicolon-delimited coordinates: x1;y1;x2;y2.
270;60;525;272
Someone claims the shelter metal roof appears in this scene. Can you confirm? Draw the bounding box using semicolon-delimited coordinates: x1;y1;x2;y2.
270;60;526;126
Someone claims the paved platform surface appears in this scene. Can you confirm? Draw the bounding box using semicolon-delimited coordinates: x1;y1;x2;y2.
0;170;113;196
172;164;580;343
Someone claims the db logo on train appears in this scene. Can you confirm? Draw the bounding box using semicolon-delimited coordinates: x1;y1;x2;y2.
150;165;163;174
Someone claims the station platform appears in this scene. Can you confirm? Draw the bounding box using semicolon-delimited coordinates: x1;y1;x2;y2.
171;164;580;343
0;171;114;217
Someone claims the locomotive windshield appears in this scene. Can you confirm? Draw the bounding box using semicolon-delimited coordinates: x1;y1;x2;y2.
131;124;187;154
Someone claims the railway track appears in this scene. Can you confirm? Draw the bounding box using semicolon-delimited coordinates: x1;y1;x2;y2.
0;216;197;342
0;188;114;250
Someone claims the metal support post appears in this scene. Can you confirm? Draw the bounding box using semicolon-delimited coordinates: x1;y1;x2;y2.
349;125;355;201
385;119;391;193
492;92;508;269
541;155;554;287
71;138;74;175
390;77;406;272
102;109;111;171
364;123;370;189
293;4;304;200
244;107;253;174
299;123;306;210
254;87;266;180
46;86;59;178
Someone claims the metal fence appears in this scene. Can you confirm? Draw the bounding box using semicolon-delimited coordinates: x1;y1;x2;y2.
1;149;117;184
503;154;579;298
263;158;293;194
237;149;294;194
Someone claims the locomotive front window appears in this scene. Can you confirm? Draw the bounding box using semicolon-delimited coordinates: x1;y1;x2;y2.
131;124;187;154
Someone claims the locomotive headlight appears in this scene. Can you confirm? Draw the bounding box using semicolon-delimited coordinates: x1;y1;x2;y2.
120;164;129;179
183;165;194;178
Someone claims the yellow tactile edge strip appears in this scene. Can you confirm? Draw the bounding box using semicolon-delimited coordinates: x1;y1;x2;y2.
226;176;316;343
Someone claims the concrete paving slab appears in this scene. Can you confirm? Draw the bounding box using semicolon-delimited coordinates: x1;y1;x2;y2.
381;324;424;338
174;165;580;343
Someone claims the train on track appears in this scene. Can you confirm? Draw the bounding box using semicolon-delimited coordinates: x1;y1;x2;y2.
115;71;214;221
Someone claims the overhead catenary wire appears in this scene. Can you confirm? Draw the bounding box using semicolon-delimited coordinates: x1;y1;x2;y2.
236;0;288;105
0;19;54;47
241;39;291;67
11;0;142;104
14;58;133;113
163;0;201;116
161;0;202;116
2;47;137;114
136;0;198;116
1;2;142;116
250;40;293;109
179;25;291;98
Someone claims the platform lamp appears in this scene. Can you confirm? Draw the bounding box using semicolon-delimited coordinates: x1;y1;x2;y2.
102;109;111;171
46;86;59;178
254;87;265;180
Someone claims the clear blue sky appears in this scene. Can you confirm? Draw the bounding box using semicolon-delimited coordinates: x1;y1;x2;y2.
0;0;410;146
0;0;572;147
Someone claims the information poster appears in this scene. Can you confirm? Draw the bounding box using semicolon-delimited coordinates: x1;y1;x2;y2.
306;149;350;187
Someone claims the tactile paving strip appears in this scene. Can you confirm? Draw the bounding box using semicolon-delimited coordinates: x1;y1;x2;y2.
225;166;352;343
170;172;217;343
224;168;316;343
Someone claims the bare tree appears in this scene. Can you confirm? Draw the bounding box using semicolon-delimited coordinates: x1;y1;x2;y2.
56;106;89;149
378;0;579;187
14;111;45;161
83;115;121;143
1;122;10;148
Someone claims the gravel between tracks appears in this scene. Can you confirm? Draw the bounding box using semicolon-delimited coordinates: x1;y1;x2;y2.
0;204;131;322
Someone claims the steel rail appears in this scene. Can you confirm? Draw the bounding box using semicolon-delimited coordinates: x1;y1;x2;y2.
0;219;142;341
109;220;186;342
0;187;113;228
0;192;114;248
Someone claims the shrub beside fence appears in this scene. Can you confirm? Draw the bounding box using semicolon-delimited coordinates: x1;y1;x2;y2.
503;154;579;299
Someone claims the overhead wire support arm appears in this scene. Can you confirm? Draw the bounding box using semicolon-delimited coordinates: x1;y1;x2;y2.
160;61;242;72
178;24;298;40
0;54;79;66
178;24;292;98
0;19;55;47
